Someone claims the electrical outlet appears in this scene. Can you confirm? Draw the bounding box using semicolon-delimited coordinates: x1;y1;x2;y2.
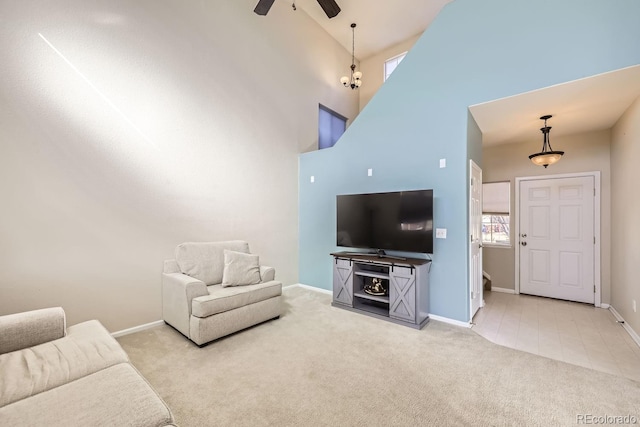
439;158;446;168
633;300;637;313
367;168;373;176
310;176;315;183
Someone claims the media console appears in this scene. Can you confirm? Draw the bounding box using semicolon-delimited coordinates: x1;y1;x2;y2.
330;252;431;329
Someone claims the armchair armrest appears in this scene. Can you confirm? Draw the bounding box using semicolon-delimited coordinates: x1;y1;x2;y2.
162;273;209;337
0;307;66;355
260;265;275;283
163;259;180;274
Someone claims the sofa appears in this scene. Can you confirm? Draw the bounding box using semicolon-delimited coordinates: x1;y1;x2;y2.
0;307;175;426
162;240;283;346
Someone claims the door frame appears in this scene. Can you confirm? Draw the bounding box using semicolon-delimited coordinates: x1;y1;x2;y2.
514;171;601;307
469;160;483;320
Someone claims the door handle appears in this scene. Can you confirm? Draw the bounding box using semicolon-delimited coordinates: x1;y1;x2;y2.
521;233;527;238
521;241;527;246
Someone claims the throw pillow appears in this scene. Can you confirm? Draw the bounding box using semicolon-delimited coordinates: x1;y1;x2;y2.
222;250;261;287
175;241;250;285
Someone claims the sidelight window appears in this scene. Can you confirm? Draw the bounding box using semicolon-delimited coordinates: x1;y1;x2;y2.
482;181;510;246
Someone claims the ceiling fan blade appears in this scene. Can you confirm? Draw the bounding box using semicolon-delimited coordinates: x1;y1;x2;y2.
316;0;341;18
254;0;276;16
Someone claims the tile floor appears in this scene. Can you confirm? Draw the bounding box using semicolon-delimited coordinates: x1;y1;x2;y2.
472;290;640;382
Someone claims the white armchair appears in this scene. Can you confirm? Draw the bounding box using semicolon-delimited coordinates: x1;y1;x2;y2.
162;241;283;346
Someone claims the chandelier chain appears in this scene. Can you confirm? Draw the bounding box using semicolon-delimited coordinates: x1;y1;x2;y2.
351;25;355;67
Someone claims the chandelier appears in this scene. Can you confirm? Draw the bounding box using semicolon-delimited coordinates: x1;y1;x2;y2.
529;115;564;168
340;23;362;90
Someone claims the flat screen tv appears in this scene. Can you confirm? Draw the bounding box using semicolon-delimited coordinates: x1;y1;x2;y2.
336;189;433;255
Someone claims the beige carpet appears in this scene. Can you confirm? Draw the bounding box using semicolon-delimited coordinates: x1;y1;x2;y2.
118;287;640;426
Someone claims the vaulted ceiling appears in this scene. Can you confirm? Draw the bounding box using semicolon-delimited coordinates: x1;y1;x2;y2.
276;1;640;146
282;0;452;60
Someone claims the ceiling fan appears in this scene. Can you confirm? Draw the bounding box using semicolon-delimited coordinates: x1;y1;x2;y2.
254;0;341;19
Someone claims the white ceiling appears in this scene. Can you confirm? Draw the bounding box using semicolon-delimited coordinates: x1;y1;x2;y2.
282;0;452;60
469;65;640;146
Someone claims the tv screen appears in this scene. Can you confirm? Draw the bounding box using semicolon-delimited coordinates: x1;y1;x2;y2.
336;189;433;254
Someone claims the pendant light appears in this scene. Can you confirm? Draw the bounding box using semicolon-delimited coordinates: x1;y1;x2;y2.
529;115;564;168
340;23;362;89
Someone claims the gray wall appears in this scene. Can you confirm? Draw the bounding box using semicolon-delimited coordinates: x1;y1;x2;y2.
0;0;358;331
611;95;640;333
482;130;611;304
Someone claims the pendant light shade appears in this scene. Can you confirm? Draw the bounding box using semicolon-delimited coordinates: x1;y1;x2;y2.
529;115;564;168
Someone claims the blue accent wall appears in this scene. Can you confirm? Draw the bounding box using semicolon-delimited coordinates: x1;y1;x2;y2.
299;0;640;322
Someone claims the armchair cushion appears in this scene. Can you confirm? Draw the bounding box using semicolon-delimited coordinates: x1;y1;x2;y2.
222;250;261;287
191;281;282;318
175;241;249;285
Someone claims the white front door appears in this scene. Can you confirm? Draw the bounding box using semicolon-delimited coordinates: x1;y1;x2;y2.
519;176;595;304
470;160;483;319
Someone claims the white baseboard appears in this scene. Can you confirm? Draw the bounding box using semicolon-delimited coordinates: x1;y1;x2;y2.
490;287;516;294
608;306;640;348
284;283;332;295
290;283;471;328
428;314;471;328
112;283;328;338
111;320;165;338
291;284;471;328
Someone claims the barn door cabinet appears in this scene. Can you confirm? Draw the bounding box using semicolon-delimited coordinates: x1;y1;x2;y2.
330;252;431;329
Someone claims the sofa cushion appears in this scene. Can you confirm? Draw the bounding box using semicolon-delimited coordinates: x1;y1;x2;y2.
175;241;250;285
222;250;261;287
0;363;175;426
0;320;128;407
191;281;282;318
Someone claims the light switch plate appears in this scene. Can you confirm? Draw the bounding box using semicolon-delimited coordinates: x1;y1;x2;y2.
439;158;446;168
367;168;373;176
310;176;315;183
435;228;447;239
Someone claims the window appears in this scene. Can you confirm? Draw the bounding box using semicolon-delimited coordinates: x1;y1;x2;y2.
318;104;347;150
384;52;407;81
482;181;510;246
